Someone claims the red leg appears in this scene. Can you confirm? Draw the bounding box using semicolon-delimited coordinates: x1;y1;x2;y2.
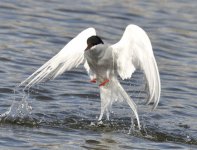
99;79;110;87
90;78;97;83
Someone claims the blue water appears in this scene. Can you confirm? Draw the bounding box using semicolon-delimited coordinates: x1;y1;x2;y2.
0;0;196;149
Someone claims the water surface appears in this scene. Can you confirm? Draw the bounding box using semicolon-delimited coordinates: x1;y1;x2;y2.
0;0;197;149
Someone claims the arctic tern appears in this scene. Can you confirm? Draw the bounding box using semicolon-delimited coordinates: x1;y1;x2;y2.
19;24;161;129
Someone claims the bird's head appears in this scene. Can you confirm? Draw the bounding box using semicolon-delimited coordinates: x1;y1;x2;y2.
85;36;104;51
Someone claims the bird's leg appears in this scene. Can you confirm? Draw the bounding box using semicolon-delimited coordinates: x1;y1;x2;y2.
99;79;109;87
90;78;97;83
98;111;104;121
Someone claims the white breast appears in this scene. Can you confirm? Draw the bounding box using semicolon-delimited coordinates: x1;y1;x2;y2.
84;45;116;82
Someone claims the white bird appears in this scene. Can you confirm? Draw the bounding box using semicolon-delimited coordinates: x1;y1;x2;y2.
19;24;161;129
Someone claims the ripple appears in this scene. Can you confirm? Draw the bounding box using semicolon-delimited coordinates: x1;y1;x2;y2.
0;57;11;62
0;4;18;10
0;0;197;149
0;88;13;93
0;113;196;145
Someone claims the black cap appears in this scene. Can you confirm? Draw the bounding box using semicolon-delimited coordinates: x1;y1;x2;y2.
86;36;104;50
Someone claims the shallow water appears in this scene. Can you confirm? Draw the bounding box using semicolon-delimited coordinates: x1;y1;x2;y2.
0;0;197;149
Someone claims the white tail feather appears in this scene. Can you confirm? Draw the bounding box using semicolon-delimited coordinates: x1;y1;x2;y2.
99;77;141;129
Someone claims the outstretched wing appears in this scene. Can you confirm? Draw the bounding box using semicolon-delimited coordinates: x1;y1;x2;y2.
19;28;96;88
112;24;161;109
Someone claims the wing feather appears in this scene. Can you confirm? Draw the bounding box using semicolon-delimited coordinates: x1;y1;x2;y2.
112;24;161;109
19;28;96;88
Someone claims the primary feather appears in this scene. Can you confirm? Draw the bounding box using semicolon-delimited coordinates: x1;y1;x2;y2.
19;28;96;88
112;24;161;109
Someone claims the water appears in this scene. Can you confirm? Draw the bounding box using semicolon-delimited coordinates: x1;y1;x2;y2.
0;0;197;149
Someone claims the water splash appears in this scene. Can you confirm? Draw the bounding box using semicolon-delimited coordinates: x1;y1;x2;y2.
0;87;33;123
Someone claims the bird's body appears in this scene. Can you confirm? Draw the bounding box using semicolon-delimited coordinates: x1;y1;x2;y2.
19;24;161;129
84;45;115;84
84;41;141;126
